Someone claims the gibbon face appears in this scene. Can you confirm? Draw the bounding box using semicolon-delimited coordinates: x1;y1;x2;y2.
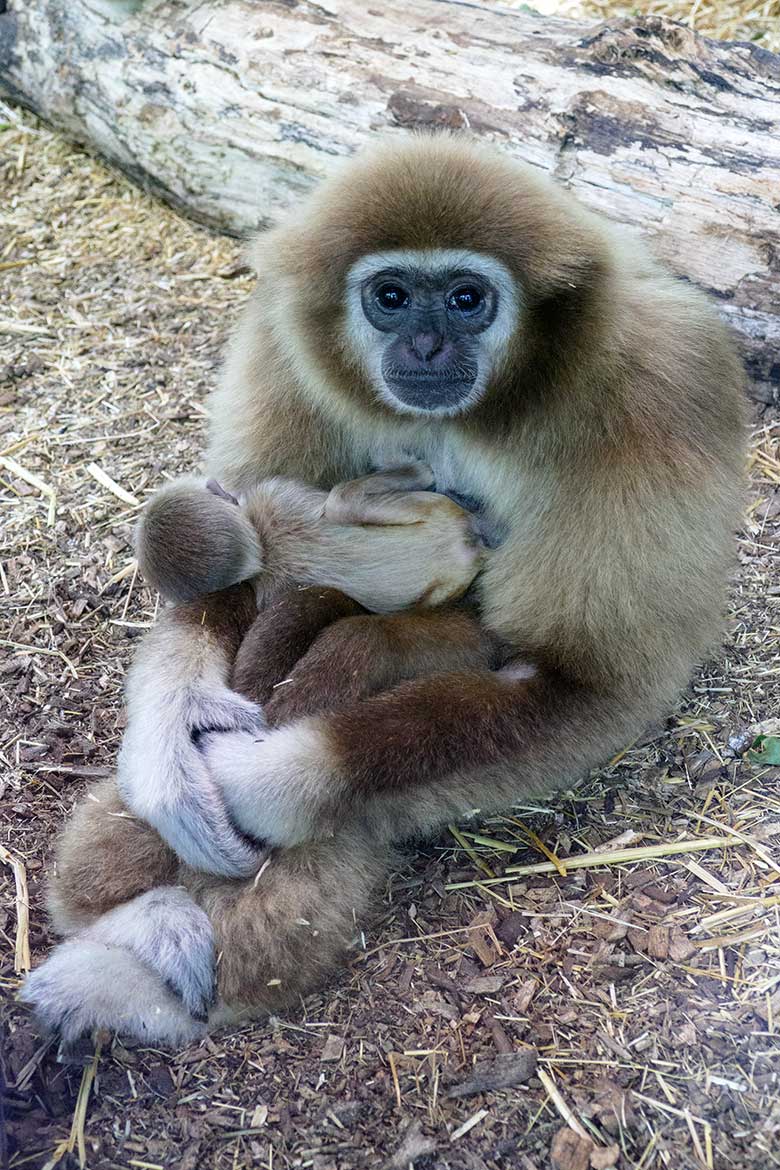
345;249;518;416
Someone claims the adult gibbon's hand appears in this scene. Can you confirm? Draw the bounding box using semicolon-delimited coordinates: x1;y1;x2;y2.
196;721;342;848
117;677;270;877
114;582;270;879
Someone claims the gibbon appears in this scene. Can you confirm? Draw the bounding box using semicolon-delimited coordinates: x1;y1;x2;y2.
23;134;745;1045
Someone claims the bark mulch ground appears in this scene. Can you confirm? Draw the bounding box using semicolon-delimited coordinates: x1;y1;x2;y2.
1;110;778;1170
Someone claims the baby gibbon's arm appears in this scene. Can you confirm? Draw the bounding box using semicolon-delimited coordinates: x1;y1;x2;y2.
137;462;483;612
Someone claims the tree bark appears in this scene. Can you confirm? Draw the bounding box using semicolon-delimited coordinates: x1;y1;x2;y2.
1;1;778;400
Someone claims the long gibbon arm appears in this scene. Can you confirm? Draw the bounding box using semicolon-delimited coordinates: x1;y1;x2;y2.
120;468;484;875
197;664;630;848
116;584;266;878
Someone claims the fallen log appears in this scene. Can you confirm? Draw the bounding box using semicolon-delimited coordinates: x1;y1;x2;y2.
0;1;778;400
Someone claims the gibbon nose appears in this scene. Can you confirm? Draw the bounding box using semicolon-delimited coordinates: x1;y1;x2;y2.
411;332;444;362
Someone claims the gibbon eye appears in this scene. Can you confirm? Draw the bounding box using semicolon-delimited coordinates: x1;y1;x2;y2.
448;286;483;314
375;283;410;311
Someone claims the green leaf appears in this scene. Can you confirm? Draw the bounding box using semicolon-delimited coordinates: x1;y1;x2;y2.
748;735;780;766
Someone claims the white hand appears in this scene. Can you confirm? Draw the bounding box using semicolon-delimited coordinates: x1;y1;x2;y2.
118;683;269;877
197;720;336;848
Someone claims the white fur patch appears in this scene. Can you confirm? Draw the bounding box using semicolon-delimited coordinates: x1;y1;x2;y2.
118;647;268;878
496;661;538;682
200;720;337;847
21;940;206;1048
89;887;216;1019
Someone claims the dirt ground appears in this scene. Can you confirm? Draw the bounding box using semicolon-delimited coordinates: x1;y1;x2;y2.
1;106;779;1170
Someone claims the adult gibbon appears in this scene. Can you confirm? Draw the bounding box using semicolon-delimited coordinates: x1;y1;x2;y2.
23;134;745;1045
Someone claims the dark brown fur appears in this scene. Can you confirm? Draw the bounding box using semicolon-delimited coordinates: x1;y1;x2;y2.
178;582;260;655
261;604;498;725
231;587;366;707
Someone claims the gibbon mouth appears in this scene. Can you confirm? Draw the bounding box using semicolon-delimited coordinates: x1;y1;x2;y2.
384;372;477;411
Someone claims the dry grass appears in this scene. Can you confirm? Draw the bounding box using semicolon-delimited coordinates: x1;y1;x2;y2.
1;97;779;1170
527;0;780;52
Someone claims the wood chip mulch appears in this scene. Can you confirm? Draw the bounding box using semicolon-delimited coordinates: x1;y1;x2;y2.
1;106;778;1170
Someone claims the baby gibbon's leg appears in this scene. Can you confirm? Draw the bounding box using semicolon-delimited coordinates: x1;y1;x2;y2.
18;589;380;1038
45;587;363;935
181;602;496;1014
232;587;496;726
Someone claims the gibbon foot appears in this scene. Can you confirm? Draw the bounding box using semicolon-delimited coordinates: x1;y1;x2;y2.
21;943;206;1049
21;887;215;1045
88;887;217;1018
196;723;327;848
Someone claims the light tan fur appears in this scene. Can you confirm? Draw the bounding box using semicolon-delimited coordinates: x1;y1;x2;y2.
41;588;494;1029
47;779;396;1018
25;134;746;1045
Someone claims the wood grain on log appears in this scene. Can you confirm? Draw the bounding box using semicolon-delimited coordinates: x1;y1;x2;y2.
1;1;778;399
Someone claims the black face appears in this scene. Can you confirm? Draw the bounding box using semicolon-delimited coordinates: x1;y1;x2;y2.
360;267;499;412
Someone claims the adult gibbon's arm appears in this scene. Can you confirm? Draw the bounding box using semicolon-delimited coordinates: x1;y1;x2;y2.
197;445;741;848
198;664;623;847
117;585;267;878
